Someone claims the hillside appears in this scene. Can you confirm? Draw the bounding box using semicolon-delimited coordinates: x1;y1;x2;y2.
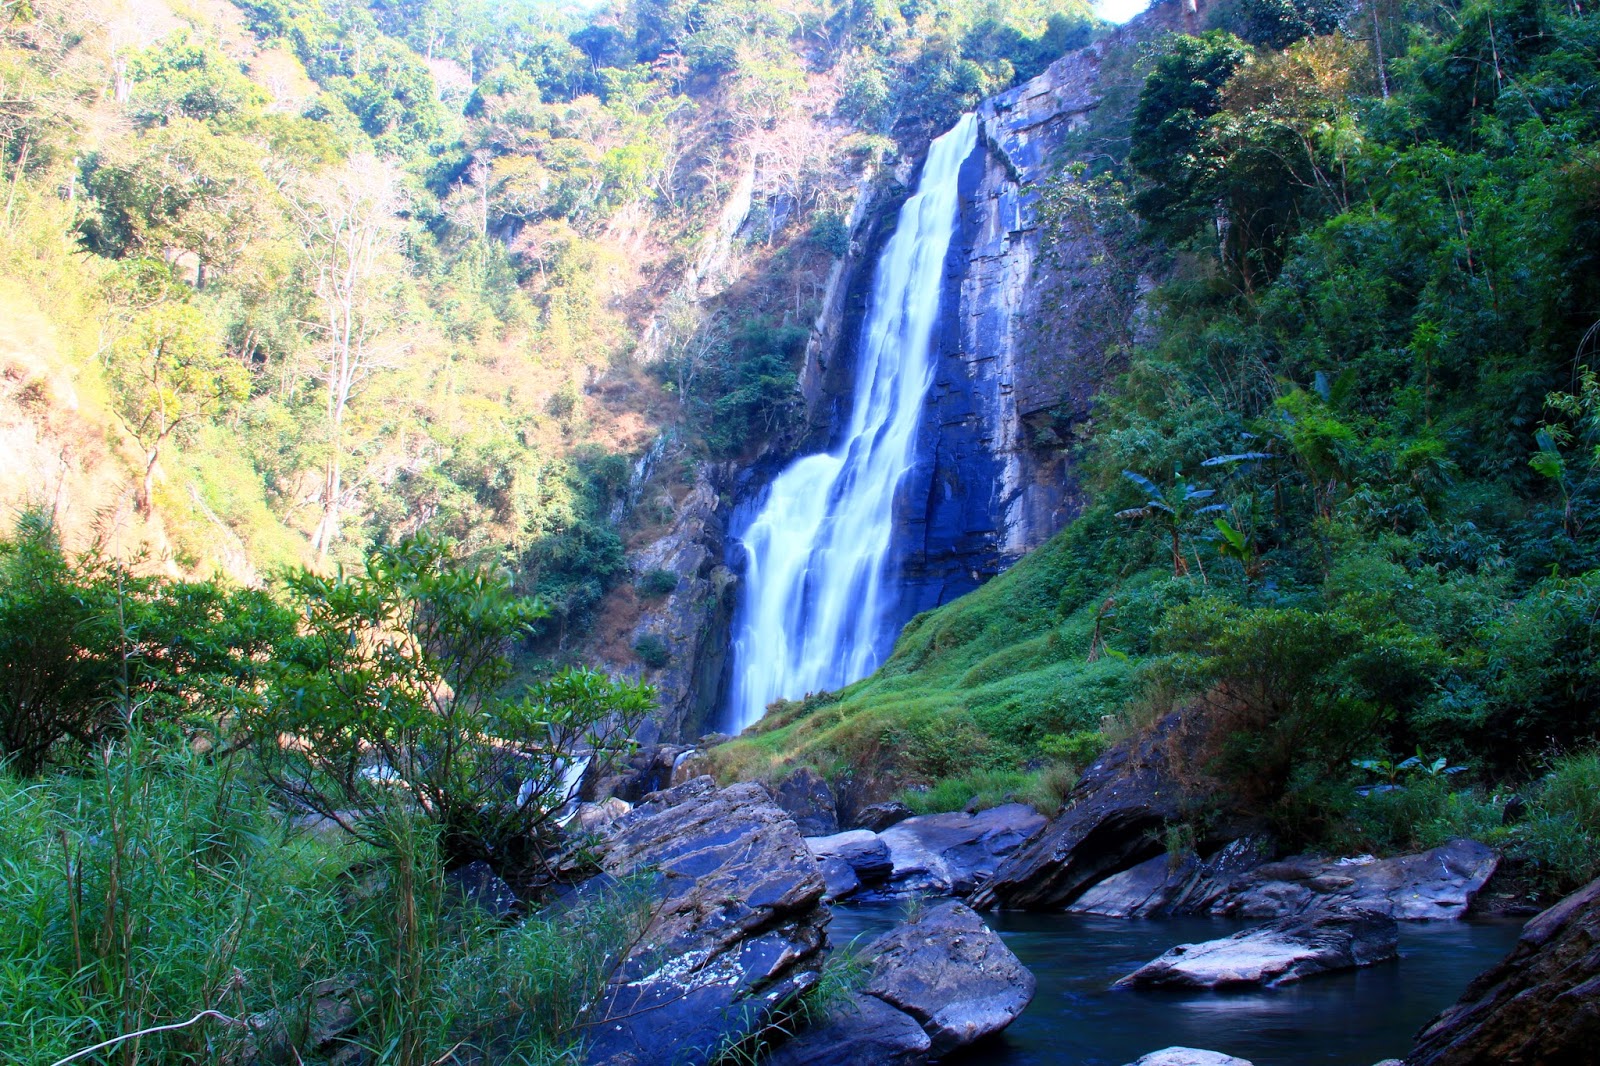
0;0;1097;639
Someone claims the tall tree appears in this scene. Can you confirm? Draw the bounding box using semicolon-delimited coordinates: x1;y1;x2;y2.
289;153;405;556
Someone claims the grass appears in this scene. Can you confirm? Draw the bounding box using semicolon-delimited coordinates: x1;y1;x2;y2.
706;515;1142;794
0;735;653;1065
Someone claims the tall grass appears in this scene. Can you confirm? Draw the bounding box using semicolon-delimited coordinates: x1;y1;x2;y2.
0;737;652;1065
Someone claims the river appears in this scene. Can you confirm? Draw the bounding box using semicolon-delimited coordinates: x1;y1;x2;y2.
829;904;1522;1065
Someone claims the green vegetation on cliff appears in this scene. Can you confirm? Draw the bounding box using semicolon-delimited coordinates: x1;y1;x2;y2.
714;0;1600;890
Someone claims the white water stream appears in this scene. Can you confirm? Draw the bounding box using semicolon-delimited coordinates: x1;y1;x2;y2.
726;114;977;732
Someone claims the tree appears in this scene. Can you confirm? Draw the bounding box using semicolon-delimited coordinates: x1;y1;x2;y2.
108;302;250;514
1128;31;1248;251
1116;469;1228;576
0;511;291;774
288;153;406;556
256;533;653;866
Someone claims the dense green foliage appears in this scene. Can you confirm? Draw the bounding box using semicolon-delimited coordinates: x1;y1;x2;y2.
0;737;652;1064
715;0;1600;890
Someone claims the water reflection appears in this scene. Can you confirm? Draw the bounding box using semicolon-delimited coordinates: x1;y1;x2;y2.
827;905;1522;1066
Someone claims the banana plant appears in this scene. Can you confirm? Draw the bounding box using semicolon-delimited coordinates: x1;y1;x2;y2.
1116;469;1228;576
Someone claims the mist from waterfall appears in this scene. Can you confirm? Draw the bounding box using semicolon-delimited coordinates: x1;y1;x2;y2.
725;114;977;732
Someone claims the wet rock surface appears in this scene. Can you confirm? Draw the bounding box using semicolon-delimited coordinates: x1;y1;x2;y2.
807;829;894;897
775;766;840;836
859;900;1037;1057
1069;838;1498;922
973;719;1187;910
1407;874;1600;1066
874;803;1046;897
1116;908;1400;991
579;776;828;1066
1121;1051;1255;1066
761;992;931;1066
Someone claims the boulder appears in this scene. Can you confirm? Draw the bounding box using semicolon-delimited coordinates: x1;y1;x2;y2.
875;803;1046;897
1121;1051;1255;1066
761;993;931;1066
1407;874;1600;1065
443;860;520;920
570;797;633;833
807;830;893;886
1069;837;1274;919
852;801;914;832
1213;840;1499;921
817;857;862;901
775;767;839;836
1116;907;1399;991
578;776;829;1066
972;717;1188;910
860;900;1036;1056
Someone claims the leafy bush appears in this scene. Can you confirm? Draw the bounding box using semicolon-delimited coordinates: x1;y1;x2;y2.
255;533;653;866
634;633;671;668
636;568;680;599
1517;750;1600;893
0;511;290;775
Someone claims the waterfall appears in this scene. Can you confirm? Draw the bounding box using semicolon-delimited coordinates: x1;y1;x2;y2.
725;114;978;732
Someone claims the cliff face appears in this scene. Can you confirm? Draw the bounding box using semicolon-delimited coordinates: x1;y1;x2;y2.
642;5;1194;738
888;22;1155;620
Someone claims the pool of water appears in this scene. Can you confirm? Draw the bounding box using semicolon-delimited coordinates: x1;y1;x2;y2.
827;904;1523;1066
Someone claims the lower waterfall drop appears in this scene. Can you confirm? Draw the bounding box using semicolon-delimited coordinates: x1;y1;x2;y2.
725;113;978;732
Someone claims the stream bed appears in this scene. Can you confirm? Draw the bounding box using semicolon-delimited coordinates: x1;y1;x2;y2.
827;904;1523;1066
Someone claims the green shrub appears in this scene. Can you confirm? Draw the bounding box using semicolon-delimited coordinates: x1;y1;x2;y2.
0;511;291;774
255;533;653;866
0;736;653;1065
1517;750;1600;892
636;568;680;599
634;633;671;669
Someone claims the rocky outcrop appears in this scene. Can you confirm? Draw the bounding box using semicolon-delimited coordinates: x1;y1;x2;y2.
1212;840;1499;921
762;993;931;1066
1116;908;1400;991
859;900;1036;1057
1407;874;1600;1065
875;803;1046;898
1069;838;1498;922
616;463;737;741
775;766;840;836
589;743;700;804
851;800;914;832
579;777;828;1066
972;718;1188;911
807;830;893;901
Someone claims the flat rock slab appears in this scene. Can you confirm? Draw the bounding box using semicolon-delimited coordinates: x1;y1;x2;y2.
762;993;930;1066
1217;839;1499;921
1116;908;1399;991
579;776;828;1066
1409;873;1600;1065
862;900;1036;1056
875;803;1045;897
1121;1050;1255;1066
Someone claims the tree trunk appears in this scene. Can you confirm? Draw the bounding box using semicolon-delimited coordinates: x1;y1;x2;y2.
313;452;341;557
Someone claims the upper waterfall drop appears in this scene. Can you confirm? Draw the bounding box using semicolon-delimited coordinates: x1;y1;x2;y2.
725;114;979;732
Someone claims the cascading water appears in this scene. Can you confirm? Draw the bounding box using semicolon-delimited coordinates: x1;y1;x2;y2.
725;114;978;732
